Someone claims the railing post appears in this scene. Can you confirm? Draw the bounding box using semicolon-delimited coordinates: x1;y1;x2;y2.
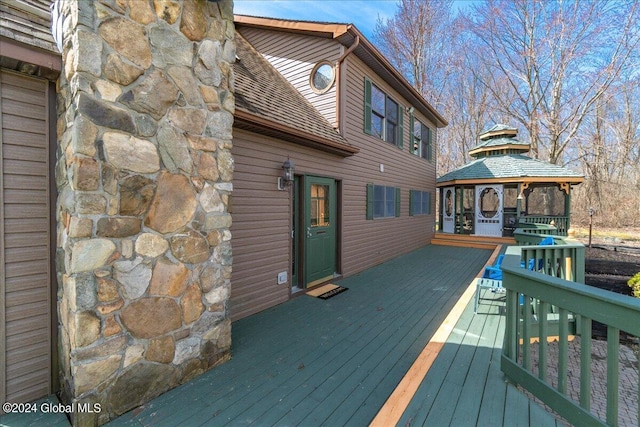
607;327;620;426
523;297;532;370
538;301;549;382
558;308;568;395
505;288;519;360
580;316;592;411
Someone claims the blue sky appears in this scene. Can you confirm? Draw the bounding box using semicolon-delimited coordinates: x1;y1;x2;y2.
234;0;396;40
234;1;476;41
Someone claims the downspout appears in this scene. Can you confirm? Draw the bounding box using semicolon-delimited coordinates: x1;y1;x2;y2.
335;35;360;135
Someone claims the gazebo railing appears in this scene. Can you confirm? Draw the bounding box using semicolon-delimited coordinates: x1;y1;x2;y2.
519;215;569;236
516;223;559;237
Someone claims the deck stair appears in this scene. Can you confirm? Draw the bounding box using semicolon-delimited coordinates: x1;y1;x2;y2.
431;233;515;249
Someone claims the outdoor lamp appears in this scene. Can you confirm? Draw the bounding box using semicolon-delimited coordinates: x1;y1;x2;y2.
278;157;295;190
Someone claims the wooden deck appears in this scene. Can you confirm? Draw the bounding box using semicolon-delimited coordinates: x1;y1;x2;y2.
0;245;563;427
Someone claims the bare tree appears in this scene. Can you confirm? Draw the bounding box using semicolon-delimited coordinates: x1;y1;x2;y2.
373;0;454;108
374;0;640;227
374;2;494;174
464;0;640;164
573;77;640;226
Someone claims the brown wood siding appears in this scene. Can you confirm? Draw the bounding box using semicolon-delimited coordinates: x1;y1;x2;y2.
339;55;437;274
1;69;51;406
238;27;340;127
232;112;436;319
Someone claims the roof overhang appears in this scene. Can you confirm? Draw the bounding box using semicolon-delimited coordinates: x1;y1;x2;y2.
234;15;448;128
234;15;349;38
234;109;360;157
0;35;61;77
436;176;585;188
468;144;530;157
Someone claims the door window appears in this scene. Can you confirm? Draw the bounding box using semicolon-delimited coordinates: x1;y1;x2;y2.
310;184;330;227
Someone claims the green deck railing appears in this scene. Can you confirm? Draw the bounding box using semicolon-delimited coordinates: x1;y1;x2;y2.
519;215;569;236
516;223;559;236
501;242;640;426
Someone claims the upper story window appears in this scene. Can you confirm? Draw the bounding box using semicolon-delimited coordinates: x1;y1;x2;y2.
411;116;433;161
364;77;403;148
310;61;335;94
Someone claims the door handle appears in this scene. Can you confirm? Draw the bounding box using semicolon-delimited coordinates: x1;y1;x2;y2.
307;227;311;237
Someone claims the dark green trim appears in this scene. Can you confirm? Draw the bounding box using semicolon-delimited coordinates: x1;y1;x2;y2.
395;187;401;217
426;127;433;161
366;183;374;220
398;106;404;149
409;190;414;216
364;77;372;135
409;112;415;155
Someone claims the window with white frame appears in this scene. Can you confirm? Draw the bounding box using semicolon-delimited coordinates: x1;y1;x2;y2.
364;77;403;148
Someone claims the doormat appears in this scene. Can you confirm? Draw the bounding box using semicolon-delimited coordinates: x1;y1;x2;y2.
307;284;348;299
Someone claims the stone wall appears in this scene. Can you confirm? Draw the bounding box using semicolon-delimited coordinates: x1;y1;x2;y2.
53;1;235;424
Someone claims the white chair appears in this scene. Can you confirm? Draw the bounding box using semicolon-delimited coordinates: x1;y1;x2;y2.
474;277;504;313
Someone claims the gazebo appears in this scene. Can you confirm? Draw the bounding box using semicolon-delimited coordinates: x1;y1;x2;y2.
436;125;584;238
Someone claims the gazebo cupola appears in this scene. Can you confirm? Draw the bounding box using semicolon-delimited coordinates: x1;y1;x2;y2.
436;124;584;238
469;124;530;158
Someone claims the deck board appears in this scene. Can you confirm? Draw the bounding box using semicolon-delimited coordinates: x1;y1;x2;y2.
113;245;490;427
1;245;567;427
396;286;562;427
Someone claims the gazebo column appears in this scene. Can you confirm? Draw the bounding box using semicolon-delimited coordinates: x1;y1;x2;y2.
516;183;523;219
564;184;572;231
456;186;462;234
438;187;443;232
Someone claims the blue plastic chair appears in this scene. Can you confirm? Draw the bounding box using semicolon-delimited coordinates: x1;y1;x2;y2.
482;254;504;280
539;236;555;246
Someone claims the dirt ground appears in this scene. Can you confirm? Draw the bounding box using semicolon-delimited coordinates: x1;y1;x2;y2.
577;239;640;341
583;243;640;296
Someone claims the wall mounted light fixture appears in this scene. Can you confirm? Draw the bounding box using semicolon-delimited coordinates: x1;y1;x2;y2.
277;157;295;190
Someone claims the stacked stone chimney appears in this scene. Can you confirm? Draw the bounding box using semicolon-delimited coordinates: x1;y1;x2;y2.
53;0;235;424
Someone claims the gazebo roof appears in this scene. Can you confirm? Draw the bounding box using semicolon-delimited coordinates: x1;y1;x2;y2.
468;137;530;153
438;124;584;186
437;154;584;186
468;124;529;157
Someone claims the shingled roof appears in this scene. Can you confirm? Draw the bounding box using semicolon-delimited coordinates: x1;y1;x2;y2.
437;154;584;185
439;123;584;186
233;32;358;157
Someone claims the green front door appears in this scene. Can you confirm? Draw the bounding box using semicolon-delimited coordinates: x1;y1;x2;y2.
304;176;337;286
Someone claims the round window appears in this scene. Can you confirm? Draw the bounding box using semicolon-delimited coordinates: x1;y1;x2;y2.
310;62;335;93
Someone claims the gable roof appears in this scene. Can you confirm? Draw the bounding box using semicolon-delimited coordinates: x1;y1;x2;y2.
234;14;448;129
233;32;358;157
437;154;584;186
